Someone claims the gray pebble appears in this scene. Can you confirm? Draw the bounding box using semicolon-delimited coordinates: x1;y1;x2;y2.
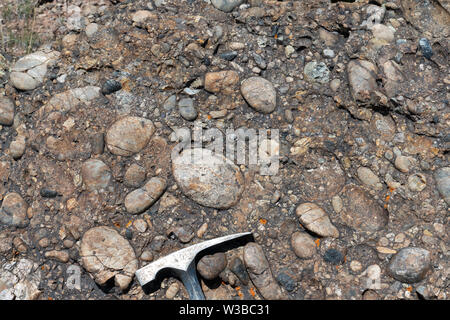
304;61;330;84
388;247;431;283
178;98;198;121
434;167;450;205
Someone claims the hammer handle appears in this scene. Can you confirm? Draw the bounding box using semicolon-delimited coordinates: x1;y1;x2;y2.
178;262;205;300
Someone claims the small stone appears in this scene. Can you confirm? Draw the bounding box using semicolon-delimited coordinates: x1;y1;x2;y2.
388;247;431;283
363;289;379;300
163;95;177;111
124;177;166;214
9;50;60;91
370;24;395;42
197;252;227;280
395;155;414;173
347;60;378;103
219;51;238;61
330;79;341;91
339;185;388;232
45;250;70;263
323;49;335;58
407;173;426;192
204;70;239;94
63;239;74;248
9;72;40;91
80;226;138;291
13;237;27;253
66;5;85;31
285;45;295;57
304;61;330;84
40;188;58;198
243;243;286;300
0;96;14;126
419;38;433;59
106;116;155;156
85;23;98;37
165;282;179;299
252;53;266;69
133;219;147;233
38;238;50;248
172;225;194;243
172;148;244;209
240;77;277;114
295;203;339;238
101;79;122;95
178;98;197;121
331;195;343;213
323;248;344;265
124;164;146;188
357;167;383;190
211;0;243;13
125;228;133;240
0;193;29;228
276;272;296;292
434;167;450;205
229;257;249;285
350;260;363;272
81;159;112;191
9;136;26;159
291;232;316;259
132;10;156;24
140;250;153;262
90;132;104;155
196;223;208;238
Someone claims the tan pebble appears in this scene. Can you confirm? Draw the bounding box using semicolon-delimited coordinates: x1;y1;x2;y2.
196;223;208;238
350;260;363;272
331;195;343;213
296;203;339;238
166;282;180;299
66;198;77;211
376;246;397;254
45;250;70;263
395;155;414;173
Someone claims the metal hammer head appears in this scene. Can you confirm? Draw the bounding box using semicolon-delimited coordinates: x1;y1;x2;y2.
135;232;252;299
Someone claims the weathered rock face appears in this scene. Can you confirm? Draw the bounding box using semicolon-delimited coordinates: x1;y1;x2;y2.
0;193;29;228
388;247;431;283
0;259;41;300
339;185;388;232
106;116;155;156
0;97;15;126
401;0;450;38
347;60;378;103
124;177;166;214
240;77;277;114
295;203;339;238
80;226;138;291
9;49;60;91
434;167;450;205
204;70;239;94
81;159;112;191
172;148;244;209
243;242;286;300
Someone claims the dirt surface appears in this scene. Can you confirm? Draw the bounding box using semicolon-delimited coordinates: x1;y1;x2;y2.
0;0;448;300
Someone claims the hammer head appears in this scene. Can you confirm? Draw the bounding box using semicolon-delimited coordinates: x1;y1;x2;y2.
135;232;252;287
